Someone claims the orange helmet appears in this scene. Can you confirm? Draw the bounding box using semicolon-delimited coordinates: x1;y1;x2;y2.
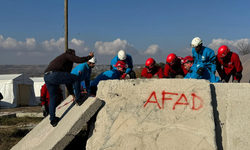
145;58;155;69
183;56;194;64
218;45;230;58
166;53;178;66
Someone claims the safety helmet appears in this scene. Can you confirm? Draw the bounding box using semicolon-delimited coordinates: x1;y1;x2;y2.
218;45;230;58
114;61;126;69
145;58;156;69
183;56;194;64
166;53;178;65
190;37;203;48
88;57;97;63
118;50;127;60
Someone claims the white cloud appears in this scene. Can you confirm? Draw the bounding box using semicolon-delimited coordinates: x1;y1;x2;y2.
95;38;139;55
0;35;36;51
142;44;162;55
41;38;89;53
208;38;250;53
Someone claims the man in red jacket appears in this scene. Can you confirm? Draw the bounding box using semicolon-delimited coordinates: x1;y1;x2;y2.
216;45;243;83
40;84;63;117
141;58;164;78
164;53;188;78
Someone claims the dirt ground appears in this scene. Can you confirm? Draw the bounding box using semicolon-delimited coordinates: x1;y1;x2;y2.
0;106;42;113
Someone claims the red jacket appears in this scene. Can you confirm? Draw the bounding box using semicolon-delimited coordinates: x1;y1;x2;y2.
141;66;164;78
40;84;63;107
164;59;188;78
216;52;243;78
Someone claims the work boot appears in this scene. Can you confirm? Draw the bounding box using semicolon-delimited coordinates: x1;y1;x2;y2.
50;117;60;127
75;94;89;106
41;105;48;117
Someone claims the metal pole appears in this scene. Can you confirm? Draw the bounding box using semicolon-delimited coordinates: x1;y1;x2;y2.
64;0;69;97
64;0;68;52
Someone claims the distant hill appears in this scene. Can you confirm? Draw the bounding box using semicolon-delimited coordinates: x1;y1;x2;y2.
0;64;144;78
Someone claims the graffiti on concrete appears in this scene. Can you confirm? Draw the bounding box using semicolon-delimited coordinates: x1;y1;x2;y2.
143;91;203;110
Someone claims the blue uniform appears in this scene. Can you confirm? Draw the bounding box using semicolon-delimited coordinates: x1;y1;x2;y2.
91;69;121;87
71;62;91;92
184;63;220;83
111;54;133;74
192;46;216;73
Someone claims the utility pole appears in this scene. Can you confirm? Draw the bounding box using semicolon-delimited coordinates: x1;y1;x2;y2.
64;0;69;97
65;0;68;52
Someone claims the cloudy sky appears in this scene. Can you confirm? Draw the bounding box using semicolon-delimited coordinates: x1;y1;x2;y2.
0;0;250;65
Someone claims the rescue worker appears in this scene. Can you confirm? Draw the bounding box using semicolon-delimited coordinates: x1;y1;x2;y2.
71;57;97;94
110;50;136;79
40;84;63;117
216;45;243;83
44;49;93;127
90;61;127;96
191;37;216;73
164;53;188;78
141;58;164;78
183;56;220;83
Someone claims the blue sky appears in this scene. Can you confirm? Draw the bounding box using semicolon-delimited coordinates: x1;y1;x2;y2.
0;0;250;65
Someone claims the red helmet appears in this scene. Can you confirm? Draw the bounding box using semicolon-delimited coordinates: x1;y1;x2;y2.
114;61;126;69
183;56;194;64
218;45;230;58
145;58;155;69
166;53;177;65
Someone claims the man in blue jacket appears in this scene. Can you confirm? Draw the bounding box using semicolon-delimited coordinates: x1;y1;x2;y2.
90;61;127;96
183;56;220;83
110;50;136;79
190;37;216;74
71;57;96;103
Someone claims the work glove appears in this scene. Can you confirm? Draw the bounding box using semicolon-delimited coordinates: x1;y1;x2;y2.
232;80;239;83
121;73;127;79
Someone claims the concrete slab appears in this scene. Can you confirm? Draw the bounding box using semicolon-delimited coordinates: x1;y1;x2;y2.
11;95;102;150
212;83;250;150
87;79;217;150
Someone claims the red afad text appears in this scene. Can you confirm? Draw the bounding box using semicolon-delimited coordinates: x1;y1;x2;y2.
143;91;203;110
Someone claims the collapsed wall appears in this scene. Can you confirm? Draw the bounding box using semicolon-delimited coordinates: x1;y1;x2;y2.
11;96;102;150
211;83;250;150
87;79;217;150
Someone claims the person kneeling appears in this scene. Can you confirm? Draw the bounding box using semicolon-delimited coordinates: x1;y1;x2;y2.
183;56;220;83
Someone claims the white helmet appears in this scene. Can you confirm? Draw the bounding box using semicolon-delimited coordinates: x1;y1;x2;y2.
190;37;203;47
88;57;97;63
118;50;127;60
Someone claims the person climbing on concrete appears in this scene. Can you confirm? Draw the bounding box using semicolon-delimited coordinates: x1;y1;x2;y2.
164;53;188;78
90;61;127;96
191;37;217;74
40;84;63;117
71;57;97;94
216;45;243;83
110;50;136;79
183;55;220;83
141;58;164;78
44;48;94;127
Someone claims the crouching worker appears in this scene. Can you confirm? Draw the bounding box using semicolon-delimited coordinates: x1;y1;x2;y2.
141;58;164;78
71;57;97;98
40;84;63;117
216;45;243;83
183;56;220;83
111;50;136;79
90;61;127;96
164;53;188;78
